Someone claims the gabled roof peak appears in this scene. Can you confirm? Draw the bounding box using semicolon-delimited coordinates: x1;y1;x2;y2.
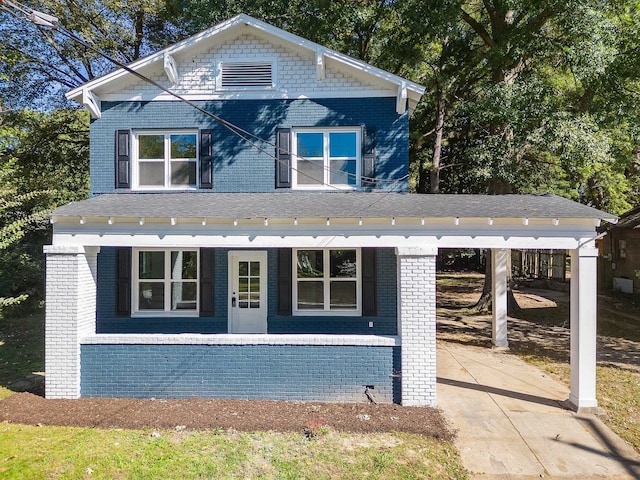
66;13;425;115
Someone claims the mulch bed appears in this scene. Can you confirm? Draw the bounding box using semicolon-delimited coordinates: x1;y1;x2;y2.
0;393;454;440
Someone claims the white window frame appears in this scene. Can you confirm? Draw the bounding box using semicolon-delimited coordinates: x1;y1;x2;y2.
132;130;199;191
292;248;361;316
215;57;277;91
132;247;199;317
291;127;361;190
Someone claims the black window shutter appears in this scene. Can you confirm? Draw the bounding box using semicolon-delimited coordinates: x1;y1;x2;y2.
361;248;377;316
115;130;131;189
200;129;214;189
116;247;132;316
275;128;291;188
277;248;292;315
361;126;376;189
200;248;215;316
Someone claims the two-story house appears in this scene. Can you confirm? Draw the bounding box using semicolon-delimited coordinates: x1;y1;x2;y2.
46;14;615;410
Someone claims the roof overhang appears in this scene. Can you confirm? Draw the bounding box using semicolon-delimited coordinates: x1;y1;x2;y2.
51;193;617;251
66;14;425;115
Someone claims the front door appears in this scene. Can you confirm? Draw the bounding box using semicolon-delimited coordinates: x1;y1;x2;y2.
228;251;268;334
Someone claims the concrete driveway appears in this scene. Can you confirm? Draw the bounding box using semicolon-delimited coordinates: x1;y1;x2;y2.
437;342;640;479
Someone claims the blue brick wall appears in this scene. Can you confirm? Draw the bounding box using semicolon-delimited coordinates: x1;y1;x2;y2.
97;247;396;335
81;344;401;403
90;98;408;194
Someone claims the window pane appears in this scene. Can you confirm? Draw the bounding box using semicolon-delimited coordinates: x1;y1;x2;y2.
239;261;248;276
297;250;323;278
139;162;165;186
330;250;356;278
250;277;260;293
329;132;356;157
138;135;164;159
170;134;197;159
139;251;164;279
330;160;356;186
250;261;260;276
170;161;196;186
297;159;324;185
171;251;197;280
297;133;323;157
330;281;357;310
298;281;324;310
171;282;197;310
239;277;248;293
139;282;164;310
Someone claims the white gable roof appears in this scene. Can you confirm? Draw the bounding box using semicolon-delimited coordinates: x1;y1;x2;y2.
66;14;425;117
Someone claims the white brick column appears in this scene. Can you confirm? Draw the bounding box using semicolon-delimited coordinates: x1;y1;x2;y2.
44;245;99;399
569;245;599;412
396;246;437;407
492;248;509;348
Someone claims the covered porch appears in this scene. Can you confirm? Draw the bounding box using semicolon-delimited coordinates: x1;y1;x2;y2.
44;193;616;410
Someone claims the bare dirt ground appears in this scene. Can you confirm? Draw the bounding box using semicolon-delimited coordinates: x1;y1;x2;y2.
0;393;452;438
437;273;640;373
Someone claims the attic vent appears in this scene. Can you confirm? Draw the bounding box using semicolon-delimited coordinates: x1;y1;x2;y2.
219;61;274;89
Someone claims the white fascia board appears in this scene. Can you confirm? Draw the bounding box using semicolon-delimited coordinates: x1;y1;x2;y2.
52;232;592;250
99;89;399;102
66;13;425;105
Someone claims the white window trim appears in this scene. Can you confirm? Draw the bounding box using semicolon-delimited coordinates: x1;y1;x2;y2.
215;57;277;91
292;248;361;316
131;130;199;191
291;127;361;191
132;247;199;317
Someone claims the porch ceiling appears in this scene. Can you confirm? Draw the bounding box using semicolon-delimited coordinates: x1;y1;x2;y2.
53;192;617;223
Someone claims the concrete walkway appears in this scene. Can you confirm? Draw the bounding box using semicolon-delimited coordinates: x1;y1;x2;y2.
437;342;640;479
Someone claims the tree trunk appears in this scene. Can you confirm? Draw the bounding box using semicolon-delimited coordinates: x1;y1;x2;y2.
429;87;446;194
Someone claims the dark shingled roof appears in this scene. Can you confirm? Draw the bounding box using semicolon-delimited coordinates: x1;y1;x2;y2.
611;204;640;229
53;192;617;221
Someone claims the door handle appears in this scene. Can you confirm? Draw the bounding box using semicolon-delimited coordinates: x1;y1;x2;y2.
232;296;236;307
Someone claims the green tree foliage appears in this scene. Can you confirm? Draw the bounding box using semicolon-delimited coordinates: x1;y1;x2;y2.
0;109;89;310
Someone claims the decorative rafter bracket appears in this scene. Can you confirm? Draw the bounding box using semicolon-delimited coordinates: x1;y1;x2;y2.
82;88;101;119
164;53;179;85
396;81;408;115
316;50;325;81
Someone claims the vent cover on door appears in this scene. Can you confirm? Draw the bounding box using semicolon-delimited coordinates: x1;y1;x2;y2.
220;61;273;88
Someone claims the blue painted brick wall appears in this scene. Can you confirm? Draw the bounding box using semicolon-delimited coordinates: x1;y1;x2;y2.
81;344;401;403
90;98;408;194
97;247;396;335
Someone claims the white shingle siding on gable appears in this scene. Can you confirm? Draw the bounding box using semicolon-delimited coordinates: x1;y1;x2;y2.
105;34;381;99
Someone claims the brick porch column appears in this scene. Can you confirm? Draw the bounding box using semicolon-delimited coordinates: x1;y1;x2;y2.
44;245;99;399
396;246;437;407
569;245;599;412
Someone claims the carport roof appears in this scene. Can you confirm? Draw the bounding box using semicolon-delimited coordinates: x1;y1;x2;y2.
53;192;617;222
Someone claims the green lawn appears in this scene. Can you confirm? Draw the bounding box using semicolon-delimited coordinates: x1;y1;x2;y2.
0;424;466;479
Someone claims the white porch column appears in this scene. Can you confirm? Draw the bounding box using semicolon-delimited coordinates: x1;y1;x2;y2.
568;245;599;412
396;246;438;407
44;245;99;399
492;248;509;348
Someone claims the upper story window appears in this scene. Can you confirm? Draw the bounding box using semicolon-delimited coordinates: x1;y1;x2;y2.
291;128;361;190
132;131;198;190
216;60;275;90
